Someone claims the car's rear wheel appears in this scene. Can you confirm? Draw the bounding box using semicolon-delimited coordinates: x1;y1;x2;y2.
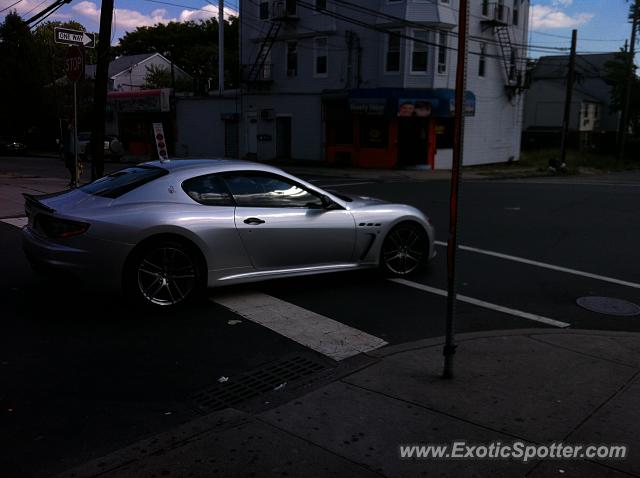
126;240;203;307
380;222;428;276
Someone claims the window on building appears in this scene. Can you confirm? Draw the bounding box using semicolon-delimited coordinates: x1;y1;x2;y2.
287;41;298;77
411;30;429;73
497;0;505;21
438;31;447;74
440;0;450;4
478;43;487;77
286;0;297;15
259;1;269;19
482;0;489;16
510;48;518;80
513;0;519;25
314;37;328;77
315;0;327;10
385;31;401;73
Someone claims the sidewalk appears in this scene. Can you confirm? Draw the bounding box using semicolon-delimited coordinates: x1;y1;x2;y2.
56;329;640;478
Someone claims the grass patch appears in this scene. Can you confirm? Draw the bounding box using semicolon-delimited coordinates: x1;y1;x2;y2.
467;149;640;176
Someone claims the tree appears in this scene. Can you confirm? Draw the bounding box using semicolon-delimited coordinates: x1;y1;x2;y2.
606;52;640;138
114;17;239;94
0;13;45;137
144;64;193;92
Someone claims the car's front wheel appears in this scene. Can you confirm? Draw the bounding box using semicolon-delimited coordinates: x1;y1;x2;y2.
380;222;428;276
126;239;204;307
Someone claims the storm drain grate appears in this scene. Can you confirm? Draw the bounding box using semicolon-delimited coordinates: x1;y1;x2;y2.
192;355;328;413
577;296;640;317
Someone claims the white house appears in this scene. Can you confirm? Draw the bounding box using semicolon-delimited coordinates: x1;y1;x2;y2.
85;52;191;91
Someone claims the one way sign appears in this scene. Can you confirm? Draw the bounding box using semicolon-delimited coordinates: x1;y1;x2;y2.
54;27;96;48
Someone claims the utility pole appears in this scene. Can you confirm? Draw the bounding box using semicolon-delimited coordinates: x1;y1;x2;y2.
619;4;639;159
90;0;114;180
559;29;577;168
219;0;225;95
443;0;469;380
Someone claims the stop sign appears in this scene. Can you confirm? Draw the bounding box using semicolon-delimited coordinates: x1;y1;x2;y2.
65;46;84;82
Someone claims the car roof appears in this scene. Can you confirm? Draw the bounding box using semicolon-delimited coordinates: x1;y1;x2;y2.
142;159;287;177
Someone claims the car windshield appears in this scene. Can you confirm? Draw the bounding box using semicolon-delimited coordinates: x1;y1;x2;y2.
79;165;168;199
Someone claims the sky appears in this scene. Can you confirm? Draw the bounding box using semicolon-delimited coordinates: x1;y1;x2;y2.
0;0;634;56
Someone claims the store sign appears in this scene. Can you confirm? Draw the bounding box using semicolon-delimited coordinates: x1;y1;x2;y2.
349;98;386;115
398;99;434;118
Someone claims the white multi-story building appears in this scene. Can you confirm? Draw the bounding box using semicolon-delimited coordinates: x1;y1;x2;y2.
239;0;530;169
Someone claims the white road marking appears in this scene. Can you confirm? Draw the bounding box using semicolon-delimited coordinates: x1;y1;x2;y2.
1;217;27;228
433;241;640;290
211;291;388;361
390;278;571;328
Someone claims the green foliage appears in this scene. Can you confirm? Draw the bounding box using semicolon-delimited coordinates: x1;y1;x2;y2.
0;13;45;136
114;17;239;94
144;64;193;92
605;52;640;135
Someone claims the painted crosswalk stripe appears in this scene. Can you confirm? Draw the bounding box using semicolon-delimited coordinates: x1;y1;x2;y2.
1;217;27;228
390;278;571;328
211;291;388;361
434;241;640;290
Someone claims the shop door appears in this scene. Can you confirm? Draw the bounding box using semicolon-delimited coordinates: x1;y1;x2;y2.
276;116;292;160
397;118;429;167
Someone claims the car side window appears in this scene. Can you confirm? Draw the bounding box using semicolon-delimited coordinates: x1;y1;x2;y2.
182;174;235;206
223;173;324;208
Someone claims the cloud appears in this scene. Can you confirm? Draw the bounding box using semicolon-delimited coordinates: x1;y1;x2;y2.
531;4;594;29
70;1;236;30
552;0;573;7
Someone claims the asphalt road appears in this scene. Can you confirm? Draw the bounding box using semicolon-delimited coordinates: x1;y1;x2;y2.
2;157;640;477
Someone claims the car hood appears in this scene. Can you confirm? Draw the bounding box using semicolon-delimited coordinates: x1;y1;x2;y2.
341;194;388;209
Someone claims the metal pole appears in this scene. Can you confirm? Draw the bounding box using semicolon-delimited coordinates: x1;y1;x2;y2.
219;0;225;95
619;5;638;159
559;29;577;168
91;0;114;180
73;80;78;187
443;0;469;380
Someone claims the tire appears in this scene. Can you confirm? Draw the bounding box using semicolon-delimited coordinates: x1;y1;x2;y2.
125;239;204;307
380;222;428;277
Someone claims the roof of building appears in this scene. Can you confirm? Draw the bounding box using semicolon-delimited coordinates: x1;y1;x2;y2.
531;52;621;80
85;53;159;79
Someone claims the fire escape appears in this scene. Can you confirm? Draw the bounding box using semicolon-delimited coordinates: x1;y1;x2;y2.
244;1;299;88
481;2;526;97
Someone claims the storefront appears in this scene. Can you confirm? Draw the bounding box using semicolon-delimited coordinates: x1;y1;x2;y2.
324;88;475;169
106;89;173;158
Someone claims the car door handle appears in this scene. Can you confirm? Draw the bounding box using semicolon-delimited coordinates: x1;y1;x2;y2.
244;217;266;225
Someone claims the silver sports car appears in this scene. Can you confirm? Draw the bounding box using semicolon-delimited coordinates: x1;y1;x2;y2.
22;160;435;307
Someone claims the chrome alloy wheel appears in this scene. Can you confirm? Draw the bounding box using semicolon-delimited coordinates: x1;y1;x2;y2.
137;246;197;306
381;224;427;276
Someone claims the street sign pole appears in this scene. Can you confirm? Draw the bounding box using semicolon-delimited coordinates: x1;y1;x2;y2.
73;80;78;187
443;0;469;380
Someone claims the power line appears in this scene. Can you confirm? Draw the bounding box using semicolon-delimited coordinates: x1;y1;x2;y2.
0;0;23;14
532;30;625;43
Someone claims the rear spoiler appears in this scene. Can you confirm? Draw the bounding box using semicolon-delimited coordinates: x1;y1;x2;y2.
23;193;56;213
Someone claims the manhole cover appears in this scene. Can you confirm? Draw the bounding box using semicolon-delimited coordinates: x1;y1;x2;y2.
576;297;640;317
192;355;330;413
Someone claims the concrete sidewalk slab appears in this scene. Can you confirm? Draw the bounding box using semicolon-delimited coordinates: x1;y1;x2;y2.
260;381;533;477
55;330;640;478
343;334;637;443
568;375;640;476
0;177;67;218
